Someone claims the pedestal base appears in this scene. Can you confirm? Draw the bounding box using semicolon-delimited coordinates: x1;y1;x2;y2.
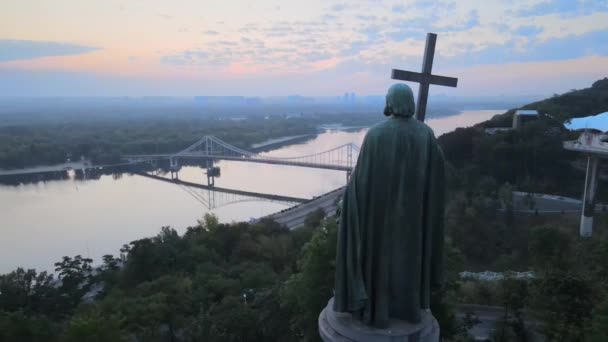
580;215;593;237
318;298;439;342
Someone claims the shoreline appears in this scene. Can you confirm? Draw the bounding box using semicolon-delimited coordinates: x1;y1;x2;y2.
0;108;504;178
0;160;92;177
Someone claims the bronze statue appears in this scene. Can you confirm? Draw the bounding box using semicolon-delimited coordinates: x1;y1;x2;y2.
333;83;446;329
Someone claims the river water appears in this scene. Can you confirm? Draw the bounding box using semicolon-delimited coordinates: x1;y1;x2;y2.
0;109;502;273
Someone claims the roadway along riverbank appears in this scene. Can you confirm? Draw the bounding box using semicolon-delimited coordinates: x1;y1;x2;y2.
261;187;345;229
511;191;607;213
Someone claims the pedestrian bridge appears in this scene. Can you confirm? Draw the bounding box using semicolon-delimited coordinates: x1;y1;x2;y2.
124;136;360;171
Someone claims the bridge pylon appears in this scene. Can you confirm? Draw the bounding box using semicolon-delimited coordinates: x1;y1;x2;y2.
205;166;221;186
170;156;180;180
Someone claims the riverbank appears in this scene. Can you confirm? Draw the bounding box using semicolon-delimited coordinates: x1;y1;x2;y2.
249;134;317;152
250;134;313;149
0;160;92;176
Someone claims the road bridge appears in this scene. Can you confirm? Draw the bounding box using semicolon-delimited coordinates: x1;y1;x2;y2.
135;172;307;208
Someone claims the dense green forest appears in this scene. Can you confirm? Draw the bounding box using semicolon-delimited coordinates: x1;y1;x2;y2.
2;209;608;341
3;78;608;341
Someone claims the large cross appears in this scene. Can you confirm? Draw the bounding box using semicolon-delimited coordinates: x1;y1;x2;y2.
391;33;458;122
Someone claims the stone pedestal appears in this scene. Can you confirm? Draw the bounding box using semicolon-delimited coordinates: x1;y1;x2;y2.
318;298;439;342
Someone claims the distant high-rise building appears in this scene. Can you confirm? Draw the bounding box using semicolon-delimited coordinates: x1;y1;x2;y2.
342;92;356;104
512;110;539;129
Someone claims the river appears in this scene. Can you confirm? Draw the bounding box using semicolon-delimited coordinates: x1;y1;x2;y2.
0;109;503;273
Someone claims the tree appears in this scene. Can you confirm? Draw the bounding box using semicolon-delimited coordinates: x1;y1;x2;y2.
96;275;196;342
54;255;93;311
532;273;594;341
498;183;514;226
529;226;571;272
432;239;473;341
0;268;58;316
122;227;185;285
492;277;530;342
61;310;127;342
101;254;120;271
204;296;262;342
231;262;277;290
587;297;608;342
252;286;295;341
0;310;58;342
304;208;325;228
281;219;337;341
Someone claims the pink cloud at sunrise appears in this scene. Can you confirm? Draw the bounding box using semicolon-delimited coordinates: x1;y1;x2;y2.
1;0;607;96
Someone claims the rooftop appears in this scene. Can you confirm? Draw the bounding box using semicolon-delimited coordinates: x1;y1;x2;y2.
565;112;608;132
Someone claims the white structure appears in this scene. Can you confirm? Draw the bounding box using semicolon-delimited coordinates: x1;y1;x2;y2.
563;112;608;237
459;271;535;281
512;110;539;129
565;112;608;131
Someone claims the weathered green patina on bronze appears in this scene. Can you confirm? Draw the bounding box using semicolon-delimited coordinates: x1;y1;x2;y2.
333;83;446;328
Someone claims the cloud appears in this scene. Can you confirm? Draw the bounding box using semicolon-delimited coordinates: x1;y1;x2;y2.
392;4;406;13
357;15;378;21
302;51;333;62
265;23;295;37
3;0;608;96
359;25;383;41
215;40;238;46
0;40;99;62
386;28;425;42
239;23;258;33
514;25;544;37
444;29;608;67
161;50;210;66
156;12;173;20
340;40;378;57
517;0;608;17
330;3;348;11
322;14;339;21
531;12;608;41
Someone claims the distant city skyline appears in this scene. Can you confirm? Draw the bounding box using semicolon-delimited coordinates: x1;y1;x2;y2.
1;0;608;97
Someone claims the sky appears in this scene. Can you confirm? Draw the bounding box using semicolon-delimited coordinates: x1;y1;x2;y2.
1;0;608;97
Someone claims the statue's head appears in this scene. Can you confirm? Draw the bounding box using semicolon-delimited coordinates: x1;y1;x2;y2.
383;83;415;117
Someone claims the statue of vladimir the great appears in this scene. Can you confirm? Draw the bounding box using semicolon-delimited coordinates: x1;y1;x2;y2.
333;83;446;329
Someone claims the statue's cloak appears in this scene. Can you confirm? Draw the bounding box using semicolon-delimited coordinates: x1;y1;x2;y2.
334;115;445;328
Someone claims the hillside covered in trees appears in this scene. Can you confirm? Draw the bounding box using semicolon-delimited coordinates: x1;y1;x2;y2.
439;77;608;198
